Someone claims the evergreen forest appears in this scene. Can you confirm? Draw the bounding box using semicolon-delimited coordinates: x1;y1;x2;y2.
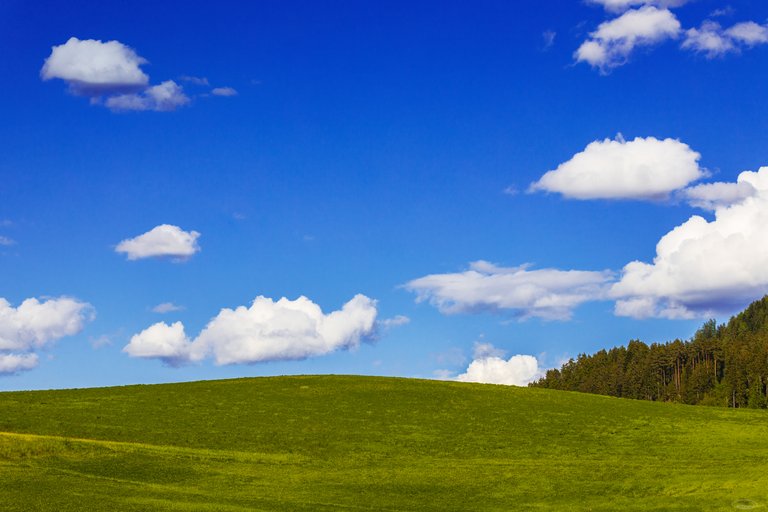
532;296;768;408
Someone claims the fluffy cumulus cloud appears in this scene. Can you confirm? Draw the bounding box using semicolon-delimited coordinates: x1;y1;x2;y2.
124;294;378;366
0;297;93;374
530;136;704;200
456;344;543;386
727;22;768;46
405;261;613;320
115;224;200;261
612;167;768;319
575;6;681;71
0;353;39;374
41;37;149;94
682;21;768;58
42;37;189;112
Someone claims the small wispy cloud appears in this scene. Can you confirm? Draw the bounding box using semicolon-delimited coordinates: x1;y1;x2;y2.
542;30;557;50
377;315;410;330
180;75;210;86
503;185;519;196
211;87;238;97
406;260;613;321
90;334;114;349
152;302;185;314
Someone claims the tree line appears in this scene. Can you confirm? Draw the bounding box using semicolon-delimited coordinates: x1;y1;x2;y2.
531;296;768;408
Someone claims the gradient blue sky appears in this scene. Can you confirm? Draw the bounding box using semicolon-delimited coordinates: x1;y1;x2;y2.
2;0;768;390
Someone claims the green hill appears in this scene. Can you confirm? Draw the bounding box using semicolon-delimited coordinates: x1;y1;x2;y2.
1;375;767;511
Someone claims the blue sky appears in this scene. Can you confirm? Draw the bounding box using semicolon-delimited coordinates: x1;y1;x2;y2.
2;0;768;390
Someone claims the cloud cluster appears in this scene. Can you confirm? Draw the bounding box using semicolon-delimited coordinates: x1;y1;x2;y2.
41;37;188;112
575;6;681;71
41;37;235;112
456;343;543;386
405;261;613;320
0;297;93;374
612;167;768;319
529;136;704;200
577;3;768;71
105;81;190;112
682;21;768;58
115;224;200;261
416;134;768;320
124;294;378;366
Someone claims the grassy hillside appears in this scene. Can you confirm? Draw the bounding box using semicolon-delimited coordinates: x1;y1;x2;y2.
1;375;767;511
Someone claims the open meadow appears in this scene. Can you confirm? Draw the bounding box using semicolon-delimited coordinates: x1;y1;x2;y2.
0;375;767;511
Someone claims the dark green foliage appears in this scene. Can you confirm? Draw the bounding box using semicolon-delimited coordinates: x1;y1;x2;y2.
2;375;768;510
533;296;768;408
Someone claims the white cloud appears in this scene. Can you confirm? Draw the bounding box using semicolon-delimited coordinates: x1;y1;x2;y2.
542;30;557;50
0;236;15;246
612;166;768;318
726;22;768;46
682;21;768;58
530;136;704;200
575;6;681;71
41;37;149;94
105;80;190;112
682;21;737;57
42;37;190;112
0;297;94;352
0;297;92;375
709;7;735;18
211;87;238;97
586;0;689;13
123;321;192;365
152;302;185;314
457;346;543;386
180;75;209;86
405;261;613;320
682;176;757;211
472;341;506;359
116;224;200;261
89;334;113;349
0;353;39;375
124;294;378;366
378;315;410;329
432;369;454;380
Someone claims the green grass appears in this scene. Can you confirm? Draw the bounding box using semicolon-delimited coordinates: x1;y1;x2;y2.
0;375;767;511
